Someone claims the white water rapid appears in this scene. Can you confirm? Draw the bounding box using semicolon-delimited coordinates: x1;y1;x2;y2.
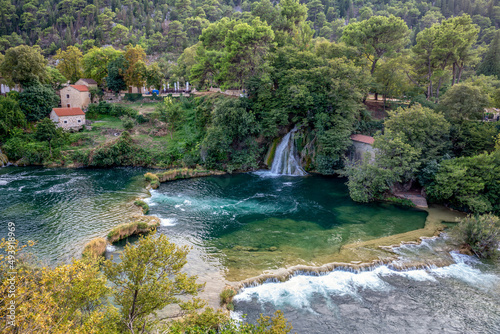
270;128;307;176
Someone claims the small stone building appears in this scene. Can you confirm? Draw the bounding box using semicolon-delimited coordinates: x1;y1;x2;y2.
350;134;375;162
50;107;86;130
60;85;91;109
74;78;98;88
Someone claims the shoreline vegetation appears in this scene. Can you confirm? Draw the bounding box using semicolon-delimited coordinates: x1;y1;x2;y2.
144;168;226;189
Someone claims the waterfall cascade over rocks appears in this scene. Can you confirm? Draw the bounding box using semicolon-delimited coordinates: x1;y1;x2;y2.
270;128;307;176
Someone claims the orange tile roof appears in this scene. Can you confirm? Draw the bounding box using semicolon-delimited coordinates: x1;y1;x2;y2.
70;85;89;92
350;134;375;145
53;107;85;116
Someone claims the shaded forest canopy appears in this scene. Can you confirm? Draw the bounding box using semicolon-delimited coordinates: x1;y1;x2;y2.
0;0;498;54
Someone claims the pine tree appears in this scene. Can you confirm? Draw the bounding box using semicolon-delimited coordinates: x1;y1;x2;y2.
477;31;500;78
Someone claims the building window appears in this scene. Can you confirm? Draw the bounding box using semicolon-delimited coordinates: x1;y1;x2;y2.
66;94;70;98
64;120;68;124
78;120;81;123
67;104;70;107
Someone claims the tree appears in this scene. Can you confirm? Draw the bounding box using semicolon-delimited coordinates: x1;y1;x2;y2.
477;30;500;79
35;118;64;158
111;24;129;46
55;46;83;83
0;238;119;333
373;132;422;188
426;151;500;213
146;63;164;90
341;15;410;74
0;96;25;138
439;83;489;121
44;66;67;90
106;54;127;93
384;104;451;164
0;45;47;86
218;18;275;89
412;15;480;101
19;84;59;122
167;21;187;51
82;46;122;85
455;214;500;259
124;44;146;92
103;232;203;334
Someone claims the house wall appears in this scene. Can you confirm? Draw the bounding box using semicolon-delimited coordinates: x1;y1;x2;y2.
49;110;59;123
57;115;86;129
60;87;91;109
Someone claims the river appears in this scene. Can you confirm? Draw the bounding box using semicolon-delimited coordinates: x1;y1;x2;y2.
0;166;498;332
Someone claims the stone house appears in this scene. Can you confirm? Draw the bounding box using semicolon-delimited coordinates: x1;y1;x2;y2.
350;134;375;162
74;78;98;88
60;85;91;109
50;107;86;130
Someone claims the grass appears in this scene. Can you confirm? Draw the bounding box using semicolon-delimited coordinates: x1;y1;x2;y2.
82;237;107;259
107;218;160;244
90;115;124;130
150;168;226;183
219;287;237;310
134;199;149;214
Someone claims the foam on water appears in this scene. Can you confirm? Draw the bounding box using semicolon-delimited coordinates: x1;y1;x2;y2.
160;217;177;226
0;180;8;186
234;252;499;310
106;244;117;252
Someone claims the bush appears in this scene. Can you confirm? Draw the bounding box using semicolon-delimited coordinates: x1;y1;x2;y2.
124;93;143;102
455;214;500;259
122;117;135;131
3;136;51;164
134;199;149;214
219;287;236;306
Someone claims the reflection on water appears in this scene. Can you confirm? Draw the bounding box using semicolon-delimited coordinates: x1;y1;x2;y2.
148;172;428;279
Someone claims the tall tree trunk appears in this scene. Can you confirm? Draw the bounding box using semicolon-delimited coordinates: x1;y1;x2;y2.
435;76;444;103
370;58;378;75
452;63;456;86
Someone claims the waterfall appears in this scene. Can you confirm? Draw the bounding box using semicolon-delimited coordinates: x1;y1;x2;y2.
270;128;307;176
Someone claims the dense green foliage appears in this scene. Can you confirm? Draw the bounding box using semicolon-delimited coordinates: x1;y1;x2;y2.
18;83;60;122
0;0;499;214
455;214;500;259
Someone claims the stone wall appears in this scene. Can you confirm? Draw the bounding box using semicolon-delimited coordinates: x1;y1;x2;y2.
60;87;91;109
57;115;86;129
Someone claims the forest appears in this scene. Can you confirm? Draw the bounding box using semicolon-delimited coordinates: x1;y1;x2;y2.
0;0;500;214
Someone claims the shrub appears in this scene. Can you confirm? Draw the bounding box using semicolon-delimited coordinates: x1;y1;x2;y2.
124;93;143;102
219;287;236;306
82;237;107;259
134;199;149;214
122;117;135;131
455;214;500;259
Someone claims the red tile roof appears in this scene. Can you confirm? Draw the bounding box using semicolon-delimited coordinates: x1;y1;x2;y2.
70;85;89;92
350;134;375;145
52;107;85;116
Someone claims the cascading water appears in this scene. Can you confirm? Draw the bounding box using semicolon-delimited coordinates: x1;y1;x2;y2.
270;128;307;176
